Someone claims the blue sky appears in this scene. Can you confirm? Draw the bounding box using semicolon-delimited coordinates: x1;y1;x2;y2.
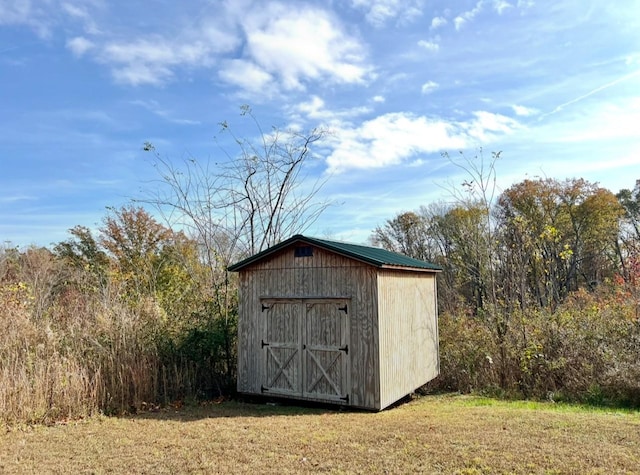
1;0;639;248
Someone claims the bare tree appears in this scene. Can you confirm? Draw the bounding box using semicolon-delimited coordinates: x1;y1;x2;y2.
138;107;331;387
140;106;330;270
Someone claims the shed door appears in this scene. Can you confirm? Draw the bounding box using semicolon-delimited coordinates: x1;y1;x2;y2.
261;299;350;403
303;301;349;403
262;301;302;396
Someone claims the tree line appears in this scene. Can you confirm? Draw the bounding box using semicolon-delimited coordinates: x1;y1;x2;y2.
372;152;640;404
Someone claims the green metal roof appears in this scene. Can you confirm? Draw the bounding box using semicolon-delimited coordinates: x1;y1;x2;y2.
227;234;442;272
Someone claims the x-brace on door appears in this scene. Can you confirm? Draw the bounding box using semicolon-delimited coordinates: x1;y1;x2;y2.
260;298;350;403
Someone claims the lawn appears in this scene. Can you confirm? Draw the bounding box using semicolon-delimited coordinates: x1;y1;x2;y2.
1;394;638;474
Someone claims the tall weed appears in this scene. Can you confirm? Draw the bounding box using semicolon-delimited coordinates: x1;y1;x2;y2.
0;248;235;425
436;286;640;406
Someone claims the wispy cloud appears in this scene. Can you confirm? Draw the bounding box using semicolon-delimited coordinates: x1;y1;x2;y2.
100;27;237;86
61;1;100;34
292;96;371;124
421;81;439;94
492;0;513;14
536;97;640;144
512;104;539;116
543;69;640;118
218;59;276;96
417;39;439;52
5;1;371;93
66;36;94;57
0;0;56;37
0;195;37;204
130;100;201;125
350;0;425;27
430;16;447;29
454;1;484;30
55;9;240;87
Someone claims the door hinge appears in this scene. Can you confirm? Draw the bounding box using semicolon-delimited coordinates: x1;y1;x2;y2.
340;394;349;404
338;344;348;355
261;385;269;393
261;339;270;348
338;304;348;314
261;303;270;312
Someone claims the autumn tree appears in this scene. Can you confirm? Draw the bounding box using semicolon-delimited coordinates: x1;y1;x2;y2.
497;178;623;308
370;210;437;262
617;179;640;241
100;206;173;299
616;179;640;284
54;225;110;292
98;205;208;321
432;204;492;312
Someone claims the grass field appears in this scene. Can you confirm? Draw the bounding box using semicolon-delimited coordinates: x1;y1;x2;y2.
1;394;638;474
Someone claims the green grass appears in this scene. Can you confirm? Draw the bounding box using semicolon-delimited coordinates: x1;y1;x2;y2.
451;393;640;414
1;394;639;474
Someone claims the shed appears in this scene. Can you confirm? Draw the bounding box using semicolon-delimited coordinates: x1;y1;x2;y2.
228;234;441;410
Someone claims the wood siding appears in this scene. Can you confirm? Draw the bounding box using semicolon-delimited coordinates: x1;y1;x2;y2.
236;246;380;409
376;270;439;409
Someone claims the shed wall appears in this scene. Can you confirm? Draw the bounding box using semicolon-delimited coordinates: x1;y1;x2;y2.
236;246;380;409
376;270;439;409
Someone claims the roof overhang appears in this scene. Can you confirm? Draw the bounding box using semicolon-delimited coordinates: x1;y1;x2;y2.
227;235;443;273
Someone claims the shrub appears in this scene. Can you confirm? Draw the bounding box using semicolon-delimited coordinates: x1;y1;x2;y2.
434;286;640;406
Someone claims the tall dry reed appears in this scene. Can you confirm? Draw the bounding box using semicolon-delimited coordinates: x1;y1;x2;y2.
0;266;166;424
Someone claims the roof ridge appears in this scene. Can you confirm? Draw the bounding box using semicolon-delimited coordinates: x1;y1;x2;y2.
228;234;442;272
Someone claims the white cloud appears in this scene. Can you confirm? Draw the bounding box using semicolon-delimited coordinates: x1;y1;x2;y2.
293;96;371;124
350;0;425;27
454;1;484;31
61;1;100;34
325;110;522;173
5;1;369;93
512;104;539;116
421;80;439;94
66;36;94;57
234;4;370;91
430;16;447;29
517;0;535;8
0;0;53;37
218;59;275;95
373;95;386;103
296;96;327;119
101;39;181;86
417;39;439;52
0;0;31;23
492;0;513;14
464;111;521;142
99;20;239;86
326;113;465;173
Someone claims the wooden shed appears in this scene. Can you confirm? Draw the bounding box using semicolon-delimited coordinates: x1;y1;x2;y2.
228;234;441;410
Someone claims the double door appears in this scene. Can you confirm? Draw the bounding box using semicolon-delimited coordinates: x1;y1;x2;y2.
261;298;350;403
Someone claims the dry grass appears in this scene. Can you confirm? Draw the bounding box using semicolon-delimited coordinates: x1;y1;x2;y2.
1;394;638;474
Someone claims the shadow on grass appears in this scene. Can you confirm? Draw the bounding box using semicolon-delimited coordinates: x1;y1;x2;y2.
121;394;375;423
